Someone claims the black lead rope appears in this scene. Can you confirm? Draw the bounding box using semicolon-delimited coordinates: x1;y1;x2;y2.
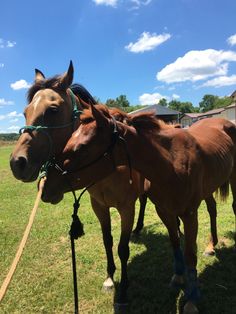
69;187;86;314
68;182;95;314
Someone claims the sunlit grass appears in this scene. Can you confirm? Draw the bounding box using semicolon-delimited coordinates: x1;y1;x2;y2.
0;145;235;313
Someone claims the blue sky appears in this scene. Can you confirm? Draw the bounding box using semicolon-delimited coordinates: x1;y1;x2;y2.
0;0;236;133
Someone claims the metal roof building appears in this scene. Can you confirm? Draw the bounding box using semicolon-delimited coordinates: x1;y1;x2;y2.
130;104;181;123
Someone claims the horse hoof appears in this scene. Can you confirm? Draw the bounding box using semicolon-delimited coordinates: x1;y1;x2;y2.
170;274;185;290
203;249;215;256
102;277;114;291
114;302;129;313
183;301;199;314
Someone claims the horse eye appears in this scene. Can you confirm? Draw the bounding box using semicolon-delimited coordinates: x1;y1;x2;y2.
81;117;94;124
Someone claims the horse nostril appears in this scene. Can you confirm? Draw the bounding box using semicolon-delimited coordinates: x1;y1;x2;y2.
10;155;27;174
17;156;27;171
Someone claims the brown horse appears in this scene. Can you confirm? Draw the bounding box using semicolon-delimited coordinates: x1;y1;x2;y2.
45;104;236;314
40;108;152;307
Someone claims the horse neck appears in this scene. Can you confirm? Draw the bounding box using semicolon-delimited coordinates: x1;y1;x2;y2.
114;122;174;184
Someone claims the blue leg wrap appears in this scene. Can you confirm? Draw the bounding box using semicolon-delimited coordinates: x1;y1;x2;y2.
185;269;200;302
174;248;185;275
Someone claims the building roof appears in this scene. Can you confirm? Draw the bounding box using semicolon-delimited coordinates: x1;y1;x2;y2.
182;113;202;118
230;90;236;98
225;103;236;109
200;107;225;116
130;104;180;116
181;108;225;120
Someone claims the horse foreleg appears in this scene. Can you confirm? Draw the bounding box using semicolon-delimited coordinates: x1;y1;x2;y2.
132;193;147;235
115;204;135;308
181;210;199;314
204;195;218;256
90;197;116;291
155;207;185;289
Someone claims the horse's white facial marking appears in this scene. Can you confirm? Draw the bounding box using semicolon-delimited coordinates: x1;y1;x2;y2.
32;91;42;110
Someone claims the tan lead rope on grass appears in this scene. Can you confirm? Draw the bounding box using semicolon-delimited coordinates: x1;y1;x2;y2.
0;177;46;303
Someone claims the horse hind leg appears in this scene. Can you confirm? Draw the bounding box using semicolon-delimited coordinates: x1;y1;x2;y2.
90;197;116;291
204;195;218;256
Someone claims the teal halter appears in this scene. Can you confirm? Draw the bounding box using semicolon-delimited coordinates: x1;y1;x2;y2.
19;89;83;178
19;89;82;134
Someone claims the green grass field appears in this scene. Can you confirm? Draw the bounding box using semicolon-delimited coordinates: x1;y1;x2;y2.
0;145;235;313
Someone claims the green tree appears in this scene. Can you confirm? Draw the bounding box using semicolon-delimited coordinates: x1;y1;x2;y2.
159;98;168;107
105;95;130;109
168;100;196;113
105;98;117;108
214;96;232;109
115;95;130;108
199;94;218;112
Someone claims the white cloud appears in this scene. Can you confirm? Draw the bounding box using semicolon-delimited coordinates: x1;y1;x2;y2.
7;41;16;48
172;94;180;99
130;0;152;9
0;38;16;48
7;111;23;118
139;92;168;105
92;0;118;7
157;49;236;83
0;63;4;68
8;125;20;131
202;75;236;88
0;98;14;106
11;79;31;90
227;34;236;46
10;118;19;123
125;32;171;53
0;111;23;120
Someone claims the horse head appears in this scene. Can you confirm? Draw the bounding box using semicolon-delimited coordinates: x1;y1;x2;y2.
41;106;130;203
10;62;89;182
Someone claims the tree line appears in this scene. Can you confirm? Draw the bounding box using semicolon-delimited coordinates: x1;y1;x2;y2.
103;94;234;114
0;133;20;141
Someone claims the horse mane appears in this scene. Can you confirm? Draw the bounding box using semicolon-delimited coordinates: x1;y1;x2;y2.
108;107;131;123
27;75;62;102
70;84;97;105
27;76;97;106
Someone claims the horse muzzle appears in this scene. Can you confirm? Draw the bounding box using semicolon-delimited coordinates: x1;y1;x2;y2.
10;153;39;182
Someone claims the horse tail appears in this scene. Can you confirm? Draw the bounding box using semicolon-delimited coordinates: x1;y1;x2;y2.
215;181;230;202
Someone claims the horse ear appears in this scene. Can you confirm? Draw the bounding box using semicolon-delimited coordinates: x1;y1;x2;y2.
91;105;109;127
35;69;45;82
59;60;74;90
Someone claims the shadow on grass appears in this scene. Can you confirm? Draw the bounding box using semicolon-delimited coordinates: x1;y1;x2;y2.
113;224;236;314
114;224;181;314
195;245;236;314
